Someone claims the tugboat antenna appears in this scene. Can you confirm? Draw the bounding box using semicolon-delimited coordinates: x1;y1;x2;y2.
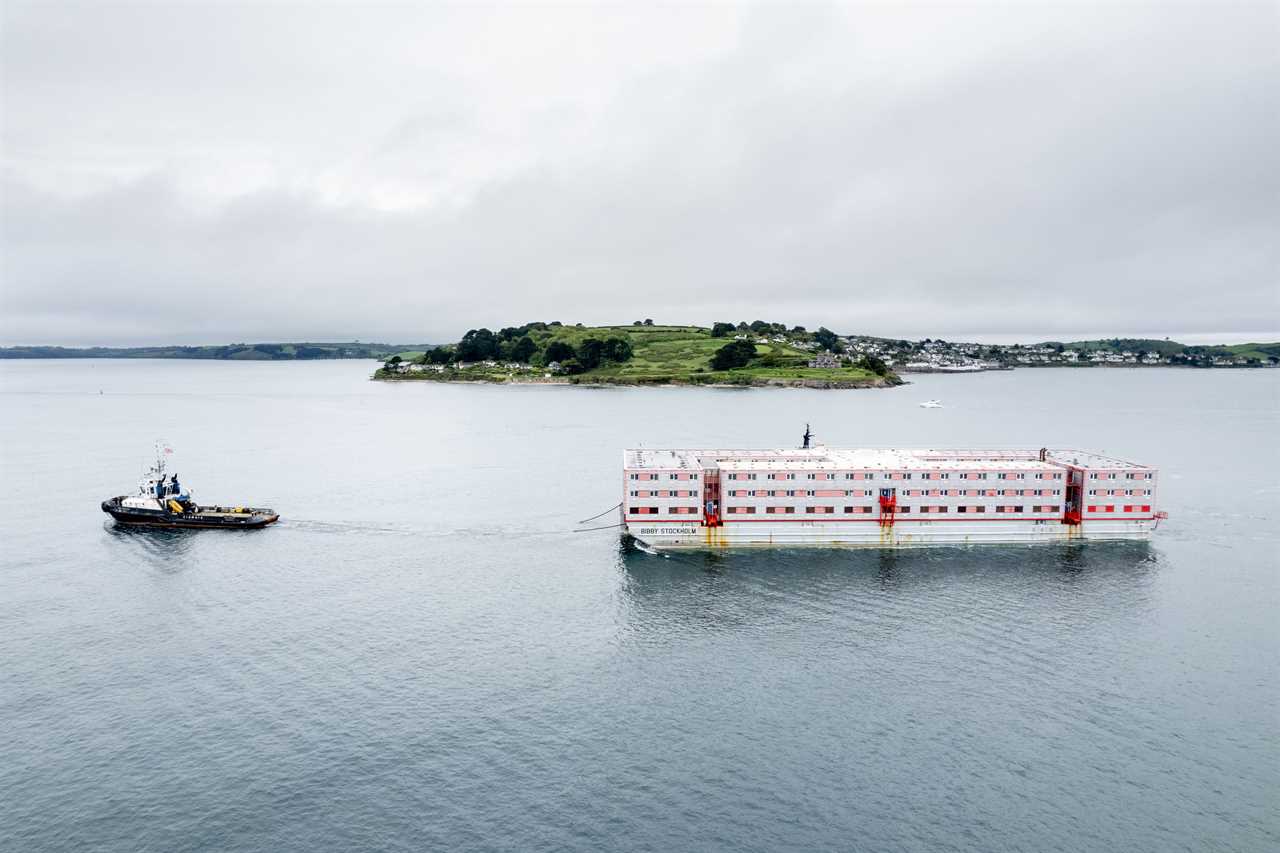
802;423;812;449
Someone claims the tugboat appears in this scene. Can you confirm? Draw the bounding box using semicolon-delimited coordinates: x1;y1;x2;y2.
101;446;279;529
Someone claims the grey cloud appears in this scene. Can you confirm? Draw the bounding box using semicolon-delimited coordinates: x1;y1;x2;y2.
2;2;1276;346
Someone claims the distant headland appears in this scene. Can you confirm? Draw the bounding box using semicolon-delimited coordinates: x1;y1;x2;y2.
0;342;426;361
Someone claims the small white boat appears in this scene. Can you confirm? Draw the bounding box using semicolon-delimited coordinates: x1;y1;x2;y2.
919;399;943;409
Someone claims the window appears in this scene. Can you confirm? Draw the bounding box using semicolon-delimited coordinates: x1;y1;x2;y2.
670;506;698;515
1123;505;1134;512
766;505;795;514
628;506;659;515
844;506;872;514
727;506;756;514
1141;504;1151;512
1105;505;1115;512
805;506;835;514
1087;505;1098;513
997;505;1024;513
1089;473;1098;480
897;506;911;513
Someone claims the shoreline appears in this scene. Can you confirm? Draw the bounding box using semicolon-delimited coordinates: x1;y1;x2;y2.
373;373;904;389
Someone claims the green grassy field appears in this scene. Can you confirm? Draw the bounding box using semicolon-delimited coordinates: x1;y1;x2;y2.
1225;342;1280;362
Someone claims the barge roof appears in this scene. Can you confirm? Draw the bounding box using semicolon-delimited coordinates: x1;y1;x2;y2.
623;448;1152;471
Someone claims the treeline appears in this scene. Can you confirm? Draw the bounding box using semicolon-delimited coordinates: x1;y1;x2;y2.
707;330;889;376
398;322;635;375
709;320;843;353
0;343;407;360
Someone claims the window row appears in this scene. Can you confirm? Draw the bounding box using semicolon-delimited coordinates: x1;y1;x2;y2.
1086;504;1152;513
630;490;697;498
629;472;699;481
723;470;1065;481
1089;472;1152;480
898;488;1061;497
729;489;875;497
628;506;699;515
1088;489;1152;496
723;505;1063;516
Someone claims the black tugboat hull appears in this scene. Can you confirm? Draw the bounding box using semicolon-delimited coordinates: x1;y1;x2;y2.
101;498;279;529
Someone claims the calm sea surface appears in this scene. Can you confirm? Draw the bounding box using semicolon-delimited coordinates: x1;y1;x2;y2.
1;361;1277;853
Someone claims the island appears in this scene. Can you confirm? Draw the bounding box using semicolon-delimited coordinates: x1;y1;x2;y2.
374;321;902;388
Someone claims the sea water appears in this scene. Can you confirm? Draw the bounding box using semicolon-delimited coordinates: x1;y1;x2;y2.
1;361;1276;852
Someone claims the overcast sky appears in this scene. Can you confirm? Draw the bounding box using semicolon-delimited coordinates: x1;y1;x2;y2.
2;1;1277;346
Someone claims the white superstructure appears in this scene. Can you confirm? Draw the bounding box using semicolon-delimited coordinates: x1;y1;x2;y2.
622;446;1161;549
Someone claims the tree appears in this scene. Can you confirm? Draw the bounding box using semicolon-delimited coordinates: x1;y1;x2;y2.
601;337;633;362
710;322;736;338
858;354;888;376
543;340;575;364
456;328;500;361
711;339;757;370
791;325;806;334
643;318;654;326
633;320;643;326
425;346;454;365
511;336;537;363
814;327;840;352
577;337;605;369
385;355;402;367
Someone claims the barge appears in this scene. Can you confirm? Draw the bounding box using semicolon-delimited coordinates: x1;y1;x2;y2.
622;444;1162;549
